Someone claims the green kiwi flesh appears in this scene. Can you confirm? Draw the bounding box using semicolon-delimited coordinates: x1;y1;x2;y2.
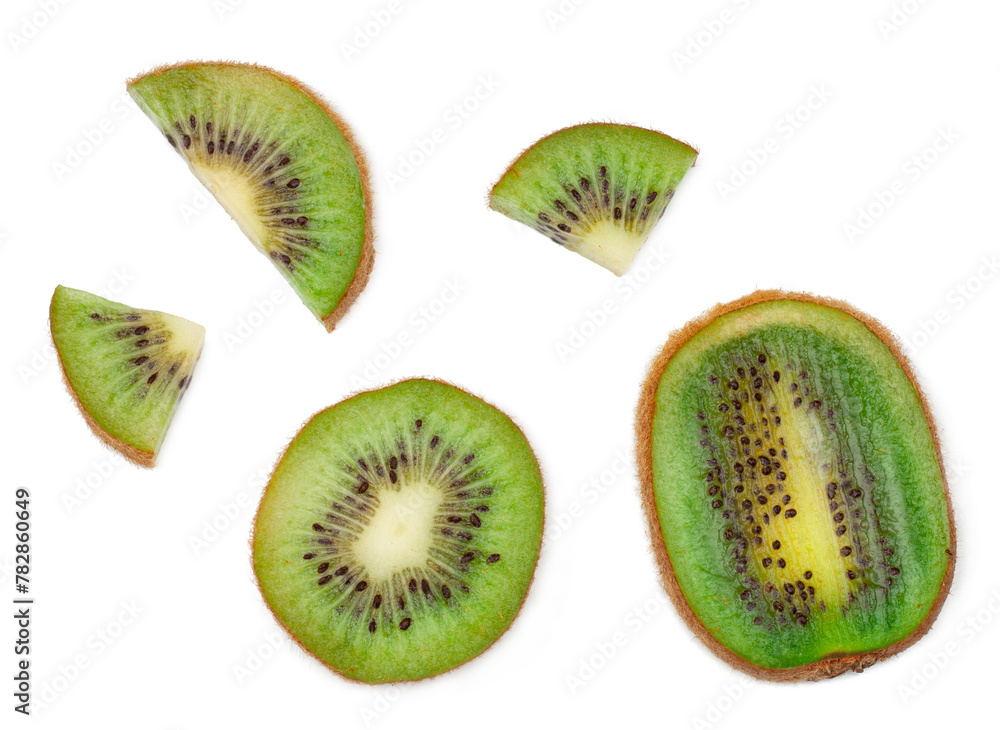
637;291;955;680
50;285;205;467
489;123;697;275
128;62;373;332
252;379;544;683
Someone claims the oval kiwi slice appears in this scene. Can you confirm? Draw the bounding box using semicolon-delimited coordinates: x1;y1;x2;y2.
50;285;205;467
252;379;544;683
489;123;697;276
637;291;955;680
128;62;373;331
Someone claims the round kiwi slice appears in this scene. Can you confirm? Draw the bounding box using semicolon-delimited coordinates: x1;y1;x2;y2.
50;285;205;467
637;291;955;680
127;62;373;332
489;123;697;276
252;379;544;683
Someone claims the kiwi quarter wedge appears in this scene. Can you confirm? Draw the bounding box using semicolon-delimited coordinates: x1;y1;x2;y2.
128;62;373;331
252;379;544;683
50;285;205;467
637;291;955;680
489;123;697;275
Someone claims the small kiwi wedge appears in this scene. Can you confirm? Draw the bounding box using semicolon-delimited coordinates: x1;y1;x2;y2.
252;379;544;683
637;291;955;680
50;285;205;467
489;123;697;275
128;62;373;331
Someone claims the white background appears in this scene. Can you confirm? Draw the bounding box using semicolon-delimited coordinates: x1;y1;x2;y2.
1;0;997;726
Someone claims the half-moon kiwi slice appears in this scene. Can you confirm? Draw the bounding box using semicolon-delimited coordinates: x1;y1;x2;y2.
637;291;955;680
50;285;205;467
252;379;544;683
489;123;697;275
128;62;373;331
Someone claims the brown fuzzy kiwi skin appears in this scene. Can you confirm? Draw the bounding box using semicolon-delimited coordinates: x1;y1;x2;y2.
249;377;545;685
635;289;957;682
486;121;700;208
49;295;156;468
128;61;376;334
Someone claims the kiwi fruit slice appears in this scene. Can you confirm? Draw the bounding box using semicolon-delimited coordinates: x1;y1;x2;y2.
50;285;205;467
637;291;955;680
489;123;697;276
128;62;373;331
252;379;544;683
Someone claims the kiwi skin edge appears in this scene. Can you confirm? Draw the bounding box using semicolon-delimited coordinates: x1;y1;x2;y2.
635;289;957;681
249;377;545;684
128;61;376;333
